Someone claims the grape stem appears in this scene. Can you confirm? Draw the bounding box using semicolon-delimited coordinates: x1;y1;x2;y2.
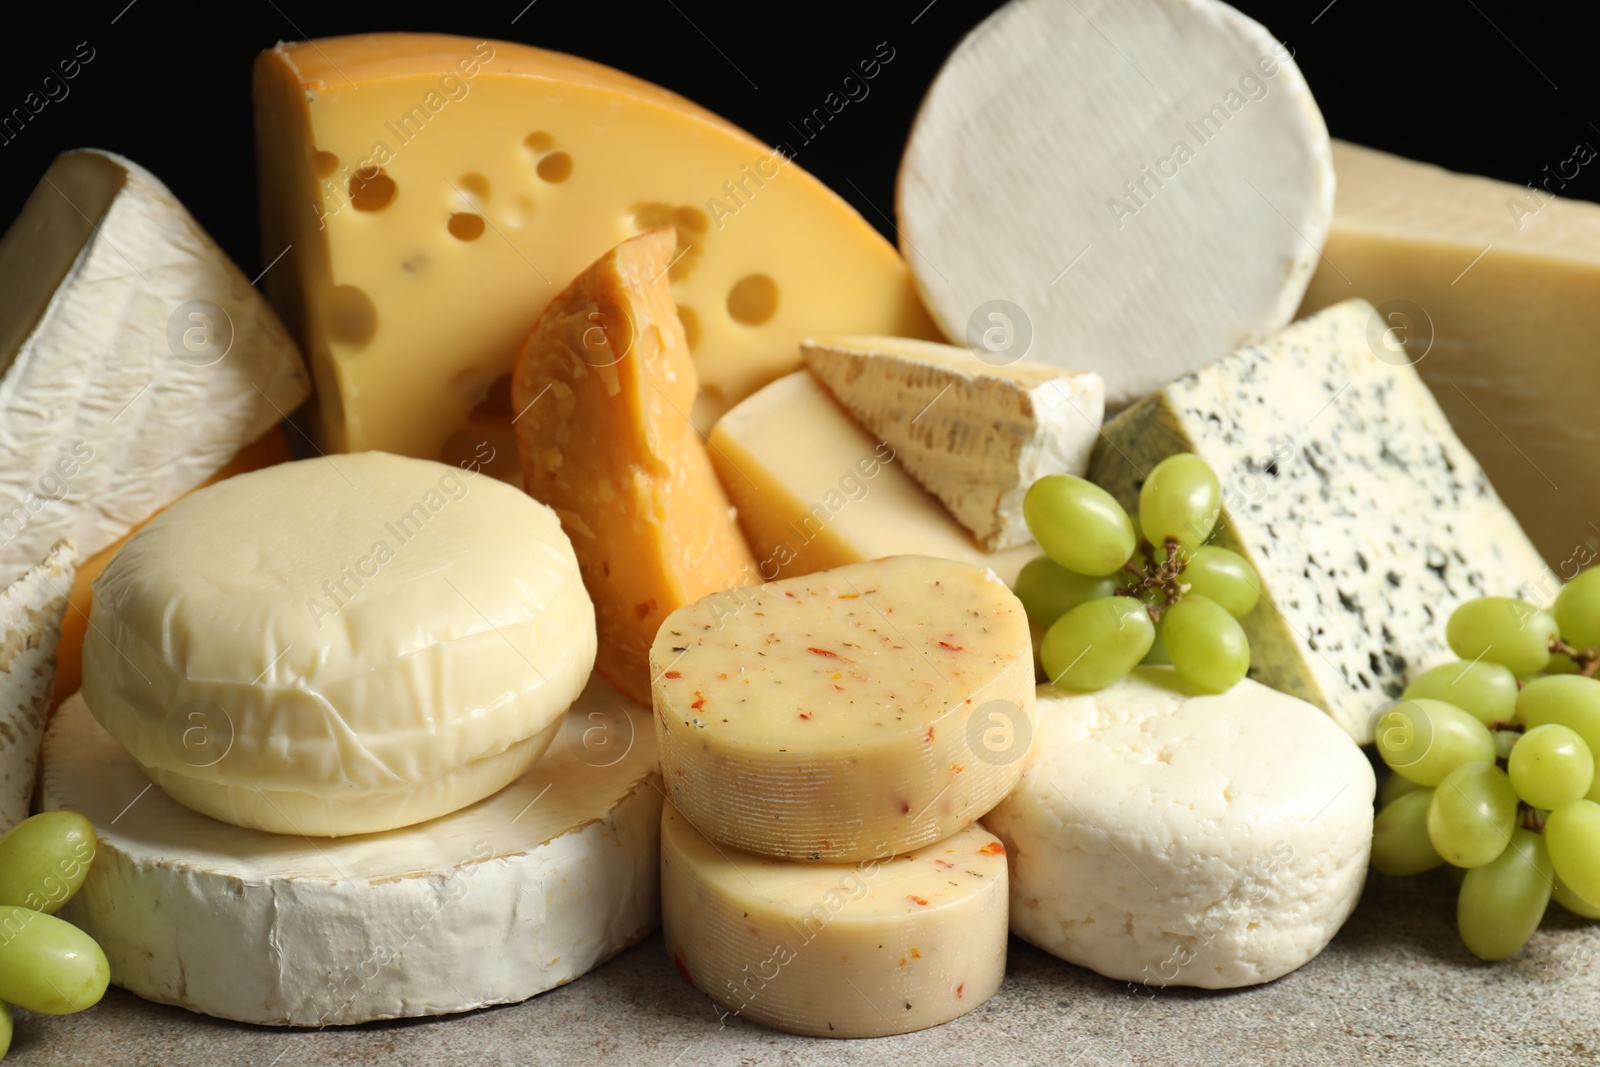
1117;538;1190;623
1549;637;1600;678
1519;802;1546;833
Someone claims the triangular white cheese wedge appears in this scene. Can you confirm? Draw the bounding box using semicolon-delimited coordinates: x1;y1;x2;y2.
0;540;76;831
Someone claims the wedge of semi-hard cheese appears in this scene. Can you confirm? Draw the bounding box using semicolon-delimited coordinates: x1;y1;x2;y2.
513;229;756;705
983;670;1373;988
898;0;1333;407
43;680;661;1025
708;371;1035;584
0;149;310;588
662;804;1007;1037
254;33;937;462
1300;140;1600;569
651;555;1034;862
802;336;1104;551
1088;300;1549;742
0;541;76;832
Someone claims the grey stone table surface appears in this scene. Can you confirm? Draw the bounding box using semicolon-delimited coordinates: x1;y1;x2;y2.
5;871;1596;1067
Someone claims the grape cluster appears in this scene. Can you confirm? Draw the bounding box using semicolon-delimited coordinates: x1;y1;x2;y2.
1372;568;1600;960
1013;453;1260;694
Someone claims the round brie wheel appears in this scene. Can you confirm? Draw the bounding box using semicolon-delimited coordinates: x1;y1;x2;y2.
983;669;1374;988
41;681;660;1026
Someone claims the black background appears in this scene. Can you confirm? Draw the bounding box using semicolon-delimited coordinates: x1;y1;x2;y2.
1;0;1595;273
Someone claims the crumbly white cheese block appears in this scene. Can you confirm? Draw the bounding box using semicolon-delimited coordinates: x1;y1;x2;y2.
661;803;1007;1037
0;541;75;831
898;0;1333;408
43;680;661;1026
983;670;1374;989
802;336;1104;551
651;556;1033;862
1089;300;1548;742
82;453;596;836
0;148;309;588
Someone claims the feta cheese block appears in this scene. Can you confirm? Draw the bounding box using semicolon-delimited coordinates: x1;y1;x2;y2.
661;803;1007;1038
0;148;310;588
81;452;596;837
1088;300;1548;742
0;541;75;832
651;555;1034;862
708;371;1035;585
802;336;1104;551
41;680;661;1026
1300;140;1600;569
983;669;1374;989
513;229;757;705
898;0;1334;408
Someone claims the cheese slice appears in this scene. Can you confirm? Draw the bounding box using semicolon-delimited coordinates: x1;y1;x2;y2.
1;541;75;832
708;371;1035;584
513;229;756;704
1299;140;1600;569
0;148;310;588
1088;300;1549;742
42;680;661;1025
253;32;937;463
803;336;1104;550
651;555;1033;862
662;804;1008;1038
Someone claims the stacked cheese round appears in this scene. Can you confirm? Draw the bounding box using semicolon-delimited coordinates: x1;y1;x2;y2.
82;452;596;837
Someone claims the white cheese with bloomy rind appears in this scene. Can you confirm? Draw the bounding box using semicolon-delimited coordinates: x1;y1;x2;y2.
0;541;75;831
1087;299;1548;743
802;336;1104;551
661;803;1008;1038
0;149;310;588
650;556;1034;863
42;681;661;1026
82;452;596;837
898;0;1333;408
982;670;1374;989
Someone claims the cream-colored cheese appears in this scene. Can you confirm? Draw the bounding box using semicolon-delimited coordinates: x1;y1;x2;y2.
0;541;75;831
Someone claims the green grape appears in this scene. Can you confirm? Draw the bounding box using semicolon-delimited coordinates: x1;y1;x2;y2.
1371;790;1444;876
1023;475;1137;578
1457;828;1553;960
1516;675;1600;801
1161;596;1249;694
0;811;96;914
1446;597;1558;677
1508;724;1594;810
1553;873;1600;919
1426;761;1517;868
1402;660;1518;727
1011;555;1119;628
1137;453;1221;551
1;1000;9;1059
1375;699;1495;785
1548;652;1583;675
0;905;109;1014
1493;729;1520;763
1545;799;1600;908
1555;567;1600;651
1142;624;1171;665
1379;770;1425;808
1040;596;1155;691
1182;546;1260;617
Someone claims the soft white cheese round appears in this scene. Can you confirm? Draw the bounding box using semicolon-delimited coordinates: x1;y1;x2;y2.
983;668;1374;988
81;452;596;836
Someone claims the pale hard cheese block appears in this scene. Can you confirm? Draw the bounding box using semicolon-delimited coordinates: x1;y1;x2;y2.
661;804;1007;1038
254;33;937;462
1088;300;1548;743
803;336;1104;551
708;371;1035;585
651;556;1033;862
899;0;1333;407
0;148;310;587
43;681;661;1025
0;541;75;831
1301;140;1600;569
82;452;595;837
983;670;1374;988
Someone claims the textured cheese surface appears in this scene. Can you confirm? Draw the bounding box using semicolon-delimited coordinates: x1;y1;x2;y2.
1301;140;1600;568
0;541;75;831
1089;300;1548;742
0;148;309;588
661;804;1007;1037
804;336;1103;550
82;452;596;836
982;670;1374;989
651;555;1033;862
42;681;661;1025
899;0;1333;407
513;229;756;704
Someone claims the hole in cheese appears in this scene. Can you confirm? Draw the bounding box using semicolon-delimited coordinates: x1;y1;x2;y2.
536;151;573;184
448;212;486;241
726;273;778;325
348;167;397;212
325;285;377;347
674;205;709;234
458;172;491;203
312;150;339;178
677;305;701;350
524;130;556;153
